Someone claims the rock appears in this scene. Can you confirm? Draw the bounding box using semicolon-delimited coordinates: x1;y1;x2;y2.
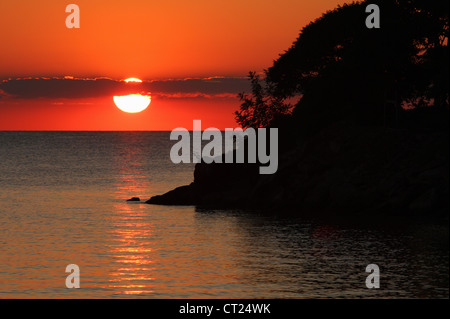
409;188;438;215
127;197;141;202
146;123;449;219
147;184;196;205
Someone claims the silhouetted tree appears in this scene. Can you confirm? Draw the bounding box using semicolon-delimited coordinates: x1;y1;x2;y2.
235;72;292;128
402;0;449;108
236;0;448;129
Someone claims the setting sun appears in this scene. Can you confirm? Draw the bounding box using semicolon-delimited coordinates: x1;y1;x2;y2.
113;94;151;113
124;78;143;83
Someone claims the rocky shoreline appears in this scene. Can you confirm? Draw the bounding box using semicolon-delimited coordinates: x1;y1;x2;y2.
147;123;449;219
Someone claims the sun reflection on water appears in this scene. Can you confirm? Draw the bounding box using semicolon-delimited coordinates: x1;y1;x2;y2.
106;202;157;295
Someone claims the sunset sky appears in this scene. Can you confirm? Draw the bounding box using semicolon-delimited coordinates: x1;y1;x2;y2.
0;0;348;130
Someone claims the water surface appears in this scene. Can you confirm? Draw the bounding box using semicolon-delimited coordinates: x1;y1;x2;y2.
0;132;448;298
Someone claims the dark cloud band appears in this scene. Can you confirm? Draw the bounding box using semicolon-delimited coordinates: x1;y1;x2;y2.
0;77;249;100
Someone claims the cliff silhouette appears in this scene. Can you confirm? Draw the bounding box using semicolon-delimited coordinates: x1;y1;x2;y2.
148;119;448;218
147;0;449;219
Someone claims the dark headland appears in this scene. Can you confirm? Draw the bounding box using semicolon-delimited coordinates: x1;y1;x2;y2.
147;1;449;220
147;120;449;219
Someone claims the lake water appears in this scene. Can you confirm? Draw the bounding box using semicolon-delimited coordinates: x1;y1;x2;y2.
0;131;448;298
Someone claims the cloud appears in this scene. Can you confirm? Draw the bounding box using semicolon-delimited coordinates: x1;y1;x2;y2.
0;76;250;100
154;92;239;99
0;77;143;99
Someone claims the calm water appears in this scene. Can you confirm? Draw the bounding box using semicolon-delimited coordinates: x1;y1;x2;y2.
0;131;448;298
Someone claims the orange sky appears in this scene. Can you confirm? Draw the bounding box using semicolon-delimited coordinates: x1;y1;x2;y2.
0;0;349;130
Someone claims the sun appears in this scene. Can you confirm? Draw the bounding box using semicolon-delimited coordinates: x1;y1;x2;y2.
114;94;151;113
113;78;151;113
123;77;142;83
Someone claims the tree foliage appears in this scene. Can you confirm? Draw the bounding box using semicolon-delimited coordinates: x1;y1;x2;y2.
235;72;292;128
235;0;448;128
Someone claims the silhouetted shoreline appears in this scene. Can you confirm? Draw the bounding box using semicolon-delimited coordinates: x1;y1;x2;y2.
148;0;449;222
147;121;449;221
